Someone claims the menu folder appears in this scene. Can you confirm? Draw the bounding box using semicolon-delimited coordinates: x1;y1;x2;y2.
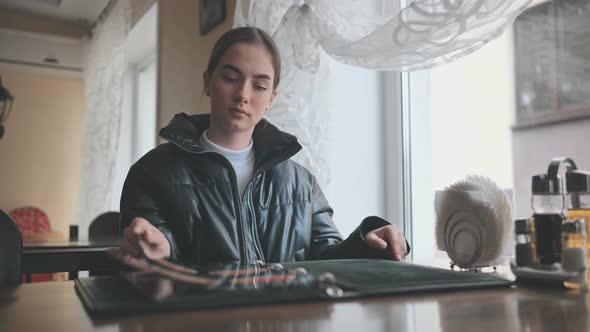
75;259;512;317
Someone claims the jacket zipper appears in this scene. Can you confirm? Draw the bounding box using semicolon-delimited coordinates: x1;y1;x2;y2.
225;154;291;263
242;174;264;262
222;156;249;262
172;146;249;262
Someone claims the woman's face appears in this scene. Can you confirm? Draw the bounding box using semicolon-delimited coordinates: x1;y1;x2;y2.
205;42;277;137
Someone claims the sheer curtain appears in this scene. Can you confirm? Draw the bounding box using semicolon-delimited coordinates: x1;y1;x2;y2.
77;0;129;238
233;0;531;189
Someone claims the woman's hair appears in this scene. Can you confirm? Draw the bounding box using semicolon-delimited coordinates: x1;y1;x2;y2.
206;27;281;90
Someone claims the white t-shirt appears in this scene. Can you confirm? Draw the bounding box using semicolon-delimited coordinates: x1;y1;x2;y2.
199;130;255;199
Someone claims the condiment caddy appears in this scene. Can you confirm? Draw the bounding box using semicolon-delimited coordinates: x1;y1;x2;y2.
511;157;590;288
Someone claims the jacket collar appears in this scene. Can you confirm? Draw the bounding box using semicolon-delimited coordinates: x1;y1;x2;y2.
159;113;302;171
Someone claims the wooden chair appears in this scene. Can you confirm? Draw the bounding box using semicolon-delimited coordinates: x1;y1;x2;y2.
88;211;121;276
88;211;121;241
0;209;22;287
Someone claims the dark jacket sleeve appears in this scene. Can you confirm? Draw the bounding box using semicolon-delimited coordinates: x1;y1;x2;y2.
119;163;181;260
307;179;410;260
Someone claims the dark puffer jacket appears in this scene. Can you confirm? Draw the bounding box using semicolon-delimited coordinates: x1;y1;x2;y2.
120;113;401;265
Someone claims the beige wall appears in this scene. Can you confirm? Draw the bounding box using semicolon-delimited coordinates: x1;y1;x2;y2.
157;0;236;130
0;67;85;236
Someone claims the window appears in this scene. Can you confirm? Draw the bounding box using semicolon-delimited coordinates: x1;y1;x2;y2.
133;58;157;162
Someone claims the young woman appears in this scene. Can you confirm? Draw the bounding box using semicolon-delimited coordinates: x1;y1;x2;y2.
118;27;409;265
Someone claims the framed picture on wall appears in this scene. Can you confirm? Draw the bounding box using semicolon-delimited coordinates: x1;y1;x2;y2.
200;0;226;35
513;0;590;129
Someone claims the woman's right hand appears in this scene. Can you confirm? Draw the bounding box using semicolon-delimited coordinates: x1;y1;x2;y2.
120;217;171;259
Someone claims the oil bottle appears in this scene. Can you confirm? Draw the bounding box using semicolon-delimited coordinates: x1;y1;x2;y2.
531;174;565;265
565;170;590;266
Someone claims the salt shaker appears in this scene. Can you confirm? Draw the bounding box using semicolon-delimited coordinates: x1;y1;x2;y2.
561;219;588;289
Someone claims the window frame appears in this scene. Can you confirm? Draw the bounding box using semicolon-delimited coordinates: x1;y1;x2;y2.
382;71;414;260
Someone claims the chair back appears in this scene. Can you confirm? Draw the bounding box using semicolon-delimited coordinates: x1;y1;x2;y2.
0;209;22;287
89;211;121;241
8;206;51;235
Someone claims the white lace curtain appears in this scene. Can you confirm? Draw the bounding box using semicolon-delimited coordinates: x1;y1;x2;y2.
76;0;129;237
235;0;532;70
233;0;531;189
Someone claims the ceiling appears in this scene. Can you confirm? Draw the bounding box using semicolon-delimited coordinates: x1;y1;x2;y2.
0;0;110;24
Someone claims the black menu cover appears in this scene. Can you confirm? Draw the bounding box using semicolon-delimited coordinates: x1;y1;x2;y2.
75;259;512;316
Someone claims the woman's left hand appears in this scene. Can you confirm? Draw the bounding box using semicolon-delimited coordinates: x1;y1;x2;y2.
364;225;408;261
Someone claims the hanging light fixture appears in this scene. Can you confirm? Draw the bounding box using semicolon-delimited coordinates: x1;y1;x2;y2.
0;75;15;140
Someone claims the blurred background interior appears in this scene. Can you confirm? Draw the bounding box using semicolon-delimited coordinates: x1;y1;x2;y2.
0;0;588;267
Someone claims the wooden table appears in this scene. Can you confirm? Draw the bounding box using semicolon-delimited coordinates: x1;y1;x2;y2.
23;237;120;276
0;280;588;332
